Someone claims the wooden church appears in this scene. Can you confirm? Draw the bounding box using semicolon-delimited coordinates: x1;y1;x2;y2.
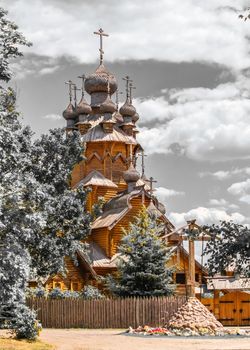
44;29;206;295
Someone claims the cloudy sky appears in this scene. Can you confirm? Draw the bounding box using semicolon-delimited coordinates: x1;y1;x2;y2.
3;0;250;229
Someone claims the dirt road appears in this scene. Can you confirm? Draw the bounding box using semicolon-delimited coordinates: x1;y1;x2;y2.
40;329;250;350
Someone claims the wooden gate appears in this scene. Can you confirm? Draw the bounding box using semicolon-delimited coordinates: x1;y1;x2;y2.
218;292;250;326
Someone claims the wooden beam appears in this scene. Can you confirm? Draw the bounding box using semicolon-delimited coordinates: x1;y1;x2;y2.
181;236;211;241
187;239;196;298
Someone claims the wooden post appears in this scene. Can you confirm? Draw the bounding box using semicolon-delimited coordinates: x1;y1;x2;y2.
188;238;195;297
213;290;220;320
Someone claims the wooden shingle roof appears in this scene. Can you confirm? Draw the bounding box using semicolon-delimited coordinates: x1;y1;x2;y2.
91;187;148;230
81;124;137;144
73;170;118;189
88;242;118;268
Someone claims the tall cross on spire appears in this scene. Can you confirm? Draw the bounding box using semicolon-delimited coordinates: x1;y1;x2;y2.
138;149;147;177
115;90;123;110
65;80;74;103
77;74;85;98
94;28;109;65
122;75;133;100
129;82;136;104
149;176;157;195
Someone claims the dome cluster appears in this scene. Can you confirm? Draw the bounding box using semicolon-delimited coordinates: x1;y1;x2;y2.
62;62;140;136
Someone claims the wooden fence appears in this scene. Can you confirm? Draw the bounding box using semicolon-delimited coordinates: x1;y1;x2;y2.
27;296;186;328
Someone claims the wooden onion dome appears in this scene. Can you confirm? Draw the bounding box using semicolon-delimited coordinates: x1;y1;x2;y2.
63;103;76;131
75;97;92;135
100;79;117;133
119;99;136;136
123;164;140;192
84;64;117;108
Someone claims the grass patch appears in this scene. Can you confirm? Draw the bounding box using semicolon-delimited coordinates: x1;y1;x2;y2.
0;338;54;350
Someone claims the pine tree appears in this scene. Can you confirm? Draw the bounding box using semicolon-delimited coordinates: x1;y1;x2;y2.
107;206;175;297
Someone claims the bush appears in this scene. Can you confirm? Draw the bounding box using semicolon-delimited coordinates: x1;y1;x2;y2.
80;285;104;299
26;286;104;300
63;290;80;298
26;287;47;298
48;288;65;299
11;304;42;340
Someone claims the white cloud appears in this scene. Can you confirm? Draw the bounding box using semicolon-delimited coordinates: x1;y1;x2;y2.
3;0;250;71
200;167;250;180
155;186;184;203
208;198;239;210
137;76;250;161
133;97;170;124
10;56;62;79
208;171;231;181
227;178;250;204
43;114;62;121
227;178;250;196
208;198;228;206
239;195;250;204
39;65;60;76
169;206;246;227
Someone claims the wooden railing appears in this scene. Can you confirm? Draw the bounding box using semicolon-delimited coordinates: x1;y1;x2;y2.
27;296;186;328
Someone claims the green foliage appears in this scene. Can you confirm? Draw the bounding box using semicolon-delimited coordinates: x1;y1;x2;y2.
239;8;250;21
80;285;104;299
91;196;105;221
26;287;48;298
0;7;31;82
26;286;104;300
107;206;176;297
0;7;91;339
10;305;42;340
204;221;250;277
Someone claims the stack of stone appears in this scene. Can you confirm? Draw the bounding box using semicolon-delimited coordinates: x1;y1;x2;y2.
167;297;224;335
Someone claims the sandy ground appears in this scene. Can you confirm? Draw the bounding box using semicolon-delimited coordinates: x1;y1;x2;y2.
37;329;250;350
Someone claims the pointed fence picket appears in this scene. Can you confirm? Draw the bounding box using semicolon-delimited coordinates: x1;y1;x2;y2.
27;296;186;328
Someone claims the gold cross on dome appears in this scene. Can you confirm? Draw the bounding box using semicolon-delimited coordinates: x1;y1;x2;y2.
65;80;74;103
149;176;157;195
138;149;147;177
72;84;81;108
129;82;136;103
115;90;123;110
94;28;109;64
122;75;133;99
77;74;86;98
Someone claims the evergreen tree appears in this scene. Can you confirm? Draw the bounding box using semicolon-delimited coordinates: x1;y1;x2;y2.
107;207;175;297
0;8;91;339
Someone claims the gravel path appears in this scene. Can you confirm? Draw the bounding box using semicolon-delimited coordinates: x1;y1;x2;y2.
39;329;250;350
